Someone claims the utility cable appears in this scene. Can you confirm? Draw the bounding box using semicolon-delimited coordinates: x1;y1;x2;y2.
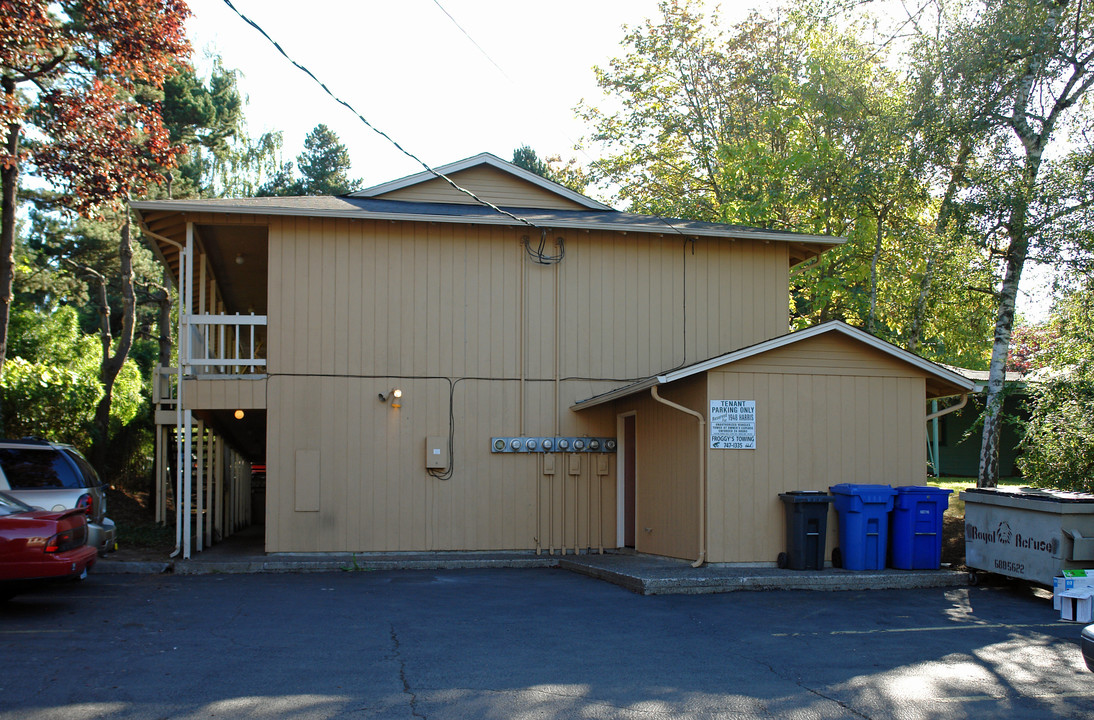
220;0;539;230
431;0;511;81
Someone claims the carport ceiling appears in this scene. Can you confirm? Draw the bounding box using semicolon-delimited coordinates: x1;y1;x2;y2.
195;408;266;464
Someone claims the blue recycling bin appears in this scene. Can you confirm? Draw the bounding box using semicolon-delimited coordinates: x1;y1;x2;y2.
829;484;897;570
889;486;953;569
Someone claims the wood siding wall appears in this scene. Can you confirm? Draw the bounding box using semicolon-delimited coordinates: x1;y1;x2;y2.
614;376;707;561
374;166;588;210
263;216;788;552
182;378;267;410
704;334;929;564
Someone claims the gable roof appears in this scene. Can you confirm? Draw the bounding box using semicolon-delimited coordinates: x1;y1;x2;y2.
132;152;845;267
571;321;977;410
349;152;613;211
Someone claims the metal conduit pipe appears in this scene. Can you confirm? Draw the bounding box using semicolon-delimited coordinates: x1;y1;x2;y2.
650;385;707;568
555;255;563;554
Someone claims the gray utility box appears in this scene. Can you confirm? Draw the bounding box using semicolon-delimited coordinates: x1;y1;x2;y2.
962;487;1094;585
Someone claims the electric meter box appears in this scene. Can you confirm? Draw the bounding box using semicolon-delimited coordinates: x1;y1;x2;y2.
426;436;448;469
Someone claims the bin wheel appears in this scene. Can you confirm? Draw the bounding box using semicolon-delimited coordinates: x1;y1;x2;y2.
831;547;843;569
777;552;788;569
967;571;980;586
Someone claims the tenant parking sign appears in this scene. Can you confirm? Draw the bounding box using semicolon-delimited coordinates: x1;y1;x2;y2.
710;400;756;449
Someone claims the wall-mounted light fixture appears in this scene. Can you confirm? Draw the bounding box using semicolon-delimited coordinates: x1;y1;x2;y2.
378;388;403;408
234;409;245;420
235;253;245;265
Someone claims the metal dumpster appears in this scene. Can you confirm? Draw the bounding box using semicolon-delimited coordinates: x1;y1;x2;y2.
962;487;1094;585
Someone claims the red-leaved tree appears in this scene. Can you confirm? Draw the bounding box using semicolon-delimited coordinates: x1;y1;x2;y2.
0;1;190;461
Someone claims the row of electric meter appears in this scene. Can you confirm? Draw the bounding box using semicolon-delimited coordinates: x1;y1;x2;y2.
490;436;617;453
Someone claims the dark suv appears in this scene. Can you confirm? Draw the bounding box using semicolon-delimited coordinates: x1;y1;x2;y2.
0;439;117;556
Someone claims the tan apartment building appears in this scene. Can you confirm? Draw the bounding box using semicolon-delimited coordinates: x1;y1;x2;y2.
133;152;973;563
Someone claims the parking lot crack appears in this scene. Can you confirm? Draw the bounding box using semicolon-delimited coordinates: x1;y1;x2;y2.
747;654;868;720
390;624;427;720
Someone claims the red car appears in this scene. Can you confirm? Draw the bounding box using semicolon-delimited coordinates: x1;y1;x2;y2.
0;491;97;601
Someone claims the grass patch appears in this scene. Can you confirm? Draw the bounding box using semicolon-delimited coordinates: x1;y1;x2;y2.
928;477;1025;516
926;477;1025;568
117;522;175;549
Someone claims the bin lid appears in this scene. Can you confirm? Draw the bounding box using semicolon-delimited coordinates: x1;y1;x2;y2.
894;485;953;496
962;486;1094;504
829;483;896;496
779;491;834;503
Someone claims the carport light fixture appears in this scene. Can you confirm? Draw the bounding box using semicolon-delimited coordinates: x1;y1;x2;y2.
234;409;245;420
378;388;403;408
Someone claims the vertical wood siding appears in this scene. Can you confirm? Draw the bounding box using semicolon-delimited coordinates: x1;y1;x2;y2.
182;378;267;410
704;335;929;563
374;166;589;210
263;215;787;552
612;376;706;561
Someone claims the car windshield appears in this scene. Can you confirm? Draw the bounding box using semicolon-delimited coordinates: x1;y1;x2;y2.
0;448;82;489
0;491;33;516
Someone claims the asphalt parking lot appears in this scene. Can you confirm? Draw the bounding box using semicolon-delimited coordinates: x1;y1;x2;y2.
1;568;1089;719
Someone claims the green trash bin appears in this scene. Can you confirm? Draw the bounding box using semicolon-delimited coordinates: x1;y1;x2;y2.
778;491;834;570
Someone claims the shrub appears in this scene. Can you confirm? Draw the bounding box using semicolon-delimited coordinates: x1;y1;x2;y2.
1017;375;1094;493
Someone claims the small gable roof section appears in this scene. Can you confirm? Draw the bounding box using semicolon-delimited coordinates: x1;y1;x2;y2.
351;152;612;212
572;322;976;410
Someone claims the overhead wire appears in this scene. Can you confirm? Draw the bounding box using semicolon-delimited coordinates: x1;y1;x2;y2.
431;0;512;81
220;0;539;231
221;0;707;464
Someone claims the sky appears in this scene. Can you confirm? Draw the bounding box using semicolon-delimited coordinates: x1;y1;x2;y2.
184;0;741;194
184;0;1053;320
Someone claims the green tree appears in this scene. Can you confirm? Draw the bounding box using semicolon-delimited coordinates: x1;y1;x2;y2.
578;0;996;365
0;306;141;448
161;60;243;198
0;0;190;400
257;124;360;196
906;0;1094;487
1017;372;1094;493
511;145;589;193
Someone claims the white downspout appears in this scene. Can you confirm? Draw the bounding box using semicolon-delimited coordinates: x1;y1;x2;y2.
926;393;969;422
650;385;707;568
926;394;970;481
141;226;188;560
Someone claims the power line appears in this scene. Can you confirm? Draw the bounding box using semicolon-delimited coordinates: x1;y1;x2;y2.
431;0;512;81
220;0;538;230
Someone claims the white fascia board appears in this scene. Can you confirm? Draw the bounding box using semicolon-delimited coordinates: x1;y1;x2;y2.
570;377;661;411
349;152;614;211
571;322;975;410
658;323;976;390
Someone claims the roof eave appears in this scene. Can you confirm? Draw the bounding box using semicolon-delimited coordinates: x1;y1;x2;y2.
571;322;976;410
130;200;845;246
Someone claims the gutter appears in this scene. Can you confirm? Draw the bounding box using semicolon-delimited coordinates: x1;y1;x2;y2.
650;386;707;568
